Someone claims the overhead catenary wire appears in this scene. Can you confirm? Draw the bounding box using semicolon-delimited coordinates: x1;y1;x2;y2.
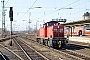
30;0;37;8
60;0;90;20
19;0;79;20
5;0;9;5
38;0;90;20
37;0;80;19
19;0;38;20
18;0;80;20
61;9;87;18
18;0;90;22
64;0;80;7
72;0;90;8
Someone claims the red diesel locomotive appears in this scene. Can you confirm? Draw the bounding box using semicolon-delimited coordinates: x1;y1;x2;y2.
36;21;68;48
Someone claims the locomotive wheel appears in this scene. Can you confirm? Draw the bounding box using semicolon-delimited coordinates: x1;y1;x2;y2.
38;39;41;43
45;40;48;46
47;41;50;47
36;38;39;42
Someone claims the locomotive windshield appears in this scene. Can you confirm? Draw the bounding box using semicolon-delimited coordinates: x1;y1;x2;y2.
46;21;58;26
47;22;51;26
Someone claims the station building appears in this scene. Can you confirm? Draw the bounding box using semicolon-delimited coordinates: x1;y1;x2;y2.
63;12;90;36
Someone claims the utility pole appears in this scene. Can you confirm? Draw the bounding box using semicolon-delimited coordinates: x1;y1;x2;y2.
28;12;31;34
1;0;6;37
36;21;37;33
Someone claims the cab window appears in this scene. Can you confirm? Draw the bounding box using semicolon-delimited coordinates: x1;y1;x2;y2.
60;28;63;32
54;28;57;31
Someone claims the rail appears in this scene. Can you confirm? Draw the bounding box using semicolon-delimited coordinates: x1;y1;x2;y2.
21;39;49;60
0;44;24;60
20;35;83;60
13;38;32;60
0;51;6;60
14;37;49;60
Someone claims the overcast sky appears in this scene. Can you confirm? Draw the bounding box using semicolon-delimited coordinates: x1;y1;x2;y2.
0;0;90;31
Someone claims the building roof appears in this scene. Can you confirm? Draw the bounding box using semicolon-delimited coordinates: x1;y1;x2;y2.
62;19;90;26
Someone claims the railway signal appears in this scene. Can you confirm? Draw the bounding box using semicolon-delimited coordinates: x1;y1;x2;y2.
9;7;13;21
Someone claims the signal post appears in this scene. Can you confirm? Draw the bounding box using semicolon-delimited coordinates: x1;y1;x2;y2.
9;7;13;46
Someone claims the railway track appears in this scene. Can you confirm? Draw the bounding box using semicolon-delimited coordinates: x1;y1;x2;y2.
61;44;90;60
59;49;90;60
1;34;90;60
19;35;88;60
13;37;49;60
22;34;90;60
0;43;23;60
75;48;90;57
50;42;90;60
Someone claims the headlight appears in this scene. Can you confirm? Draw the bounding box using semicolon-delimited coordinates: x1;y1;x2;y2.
58;41;61;45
